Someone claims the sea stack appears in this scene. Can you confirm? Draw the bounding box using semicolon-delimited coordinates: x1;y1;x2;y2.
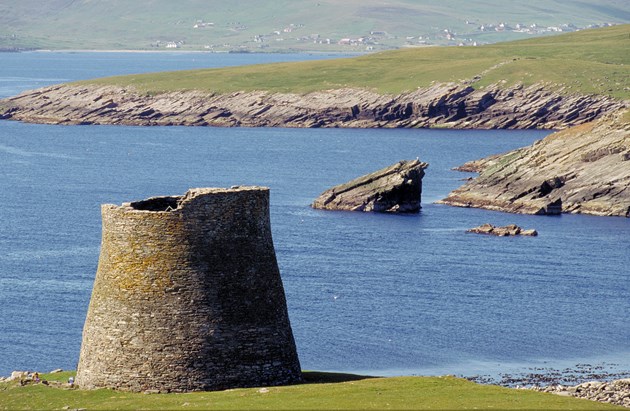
312;159;428;213
76;187;302;392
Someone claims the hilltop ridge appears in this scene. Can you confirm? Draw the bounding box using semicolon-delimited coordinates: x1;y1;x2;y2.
1;0;628;51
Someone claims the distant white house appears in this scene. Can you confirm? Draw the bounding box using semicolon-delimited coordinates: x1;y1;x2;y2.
193;22;214;29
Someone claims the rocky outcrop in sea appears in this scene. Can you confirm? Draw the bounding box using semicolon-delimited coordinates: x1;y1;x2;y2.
312;159;428;213
0;82;624;129
438;111;630;217
467;224;537;236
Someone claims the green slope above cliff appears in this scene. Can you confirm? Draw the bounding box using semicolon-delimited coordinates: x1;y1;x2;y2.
84;25;630;99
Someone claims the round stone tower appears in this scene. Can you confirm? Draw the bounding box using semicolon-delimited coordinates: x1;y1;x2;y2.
76;187;302;392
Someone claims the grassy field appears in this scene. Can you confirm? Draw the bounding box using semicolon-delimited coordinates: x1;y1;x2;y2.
0;0;628;51
84;25;630;99
0;371;622;410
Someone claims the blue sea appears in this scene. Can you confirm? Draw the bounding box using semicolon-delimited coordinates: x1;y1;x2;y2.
0;51;628;382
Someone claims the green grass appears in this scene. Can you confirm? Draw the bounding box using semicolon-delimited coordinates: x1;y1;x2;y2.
82;25;630;99
0;371;622;410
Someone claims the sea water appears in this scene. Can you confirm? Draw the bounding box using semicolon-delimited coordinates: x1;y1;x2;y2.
0;52;628;381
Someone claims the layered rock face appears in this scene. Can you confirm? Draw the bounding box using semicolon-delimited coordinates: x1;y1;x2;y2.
438;111;630;217
76;187;302;392
312;159;428;213
0;82;624;129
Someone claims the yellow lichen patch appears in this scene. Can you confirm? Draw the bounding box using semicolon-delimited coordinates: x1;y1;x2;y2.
549;120;596;140
111;250;176;295
102;218;181;296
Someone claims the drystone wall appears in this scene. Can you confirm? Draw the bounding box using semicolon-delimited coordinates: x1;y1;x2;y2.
76;187;302;392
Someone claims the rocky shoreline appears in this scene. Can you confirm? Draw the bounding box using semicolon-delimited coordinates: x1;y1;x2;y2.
465;363;630;408
0;82;625;130
531;380;630;408
438;110;630;217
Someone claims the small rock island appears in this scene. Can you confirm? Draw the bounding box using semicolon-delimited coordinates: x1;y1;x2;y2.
312;159;428;213
467;223;538;237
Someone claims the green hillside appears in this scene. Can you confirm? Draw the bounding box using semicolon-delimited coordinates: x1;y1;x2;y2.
85;25;630;99
0;0;628;51
0;372;620;410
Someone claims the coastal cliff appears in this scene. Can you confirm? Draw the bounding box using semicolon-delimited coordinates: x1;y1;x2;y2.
0;82;624;129
438;111;630;217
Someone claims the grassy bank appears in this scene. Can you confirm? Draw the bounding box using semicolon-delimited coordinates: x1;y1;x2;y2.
0;371;622;410
82;25;630;99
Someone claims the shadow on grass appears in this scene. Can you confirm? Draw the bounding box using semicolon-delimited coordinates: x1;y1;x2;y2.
301;371;379;384
31;370;377;390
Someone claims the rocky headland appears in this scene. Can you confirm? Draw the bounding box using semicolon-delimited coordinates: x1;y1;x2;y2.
312;159;428;213
438;110;630;217
0;82;625;129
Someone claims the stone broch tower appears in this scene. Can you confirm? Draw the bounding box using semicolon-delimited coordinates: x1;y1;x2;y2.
76;187;302;392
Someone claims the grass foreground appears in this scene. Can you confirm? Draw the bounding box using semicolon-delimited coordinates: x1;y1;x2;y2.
83;25;630;99
0;371;622;410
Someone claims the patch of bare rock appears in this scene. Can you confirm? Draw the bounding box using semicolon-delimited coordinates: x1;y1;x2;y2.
0;370;74;388
530;379;630;408
312;159;428;213
439;110;630;217
467;223;537;236
0;82;625;129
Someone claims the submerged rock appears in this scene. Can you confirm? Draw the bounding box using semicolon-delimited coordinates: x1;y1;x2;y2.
467;223;538;237
312;159;428;213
